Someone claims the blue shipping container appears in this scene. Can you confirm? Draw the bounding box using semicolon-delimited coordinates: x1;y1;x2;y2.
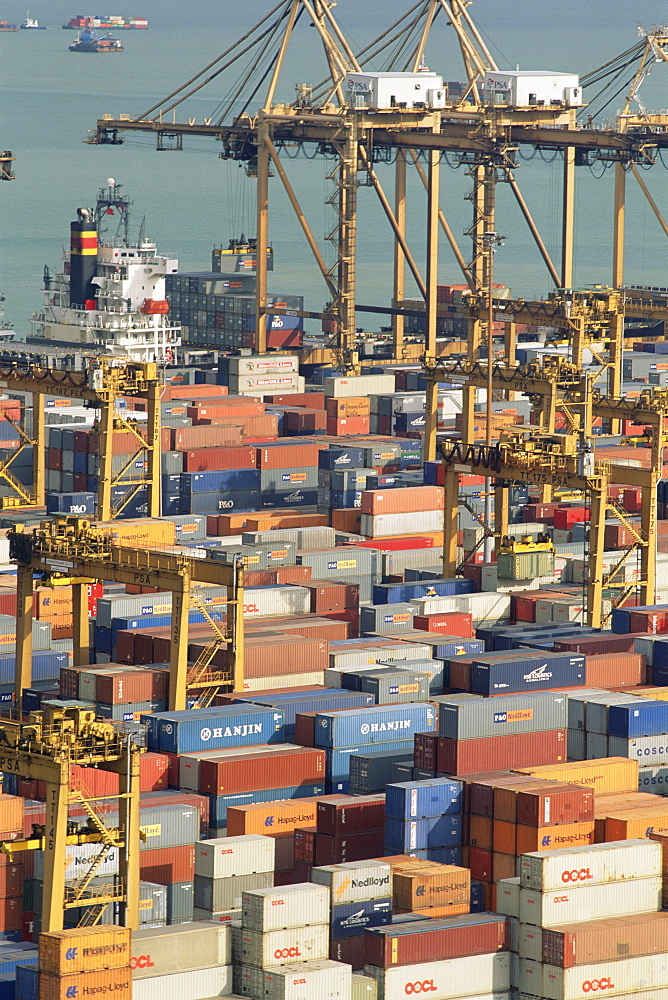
180;469;261;493
326;740;415;783
145;706;285;753
316;704;436;750
208;782;326;827
330;899;392;939
319;447;366;470
608;700;668;738
385;778;463;820
471;653;586;695
46;492;96;515
385;814;462;851
373;580;474;604
403;846;462;865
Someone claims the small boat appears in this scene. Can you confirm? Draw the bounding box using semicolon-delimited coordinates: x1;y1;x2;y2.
20;13;45;28
0;21;18;30
69;17;123;51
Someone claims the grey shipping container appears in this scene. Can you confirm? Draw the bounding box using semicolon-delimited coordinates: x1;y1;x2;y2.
357;669;431;704
360;605;416;634
438;692;568;740
194;871;274;912
349;749;415;794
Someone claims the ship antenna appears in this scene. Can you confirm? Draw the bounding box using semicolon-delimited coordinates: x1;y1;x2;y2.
138;215;146;246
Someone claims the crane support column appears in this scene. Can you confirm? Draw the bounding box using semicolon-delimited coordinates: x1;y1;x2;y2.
146;380;161;518
424;149;440;463
41;762;70;933
494;482;509;539
641;477;657;608
15;563;33;708
442;466;459;578
561;145;575;288
97;399;114;522
33;393;45;507
228;560;245;693
72;582;90;668
116;748;141;930
587;482;607;630
256;117;270;356
392;149;407;359
169;571;190;711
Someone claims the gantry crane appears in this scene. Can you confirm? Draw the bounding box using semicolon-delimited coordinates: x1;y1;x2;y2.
8;517;245;711
88;1;667;377
0;703;143;932
0;356;161;520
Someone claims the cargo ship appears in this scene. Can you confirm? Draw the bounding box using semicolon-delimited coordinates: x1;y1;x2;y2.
0;21;18;30
28;179;181;363
19;13;45;28
62;14;147;29
68;19;123;51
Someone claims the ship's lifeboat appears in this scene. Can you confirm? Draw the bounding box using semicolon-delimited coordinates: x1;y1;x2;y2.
140;299;169;314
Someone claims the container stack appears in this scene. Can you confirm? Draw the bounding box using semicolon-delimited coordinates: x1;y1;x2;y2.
234;883;332;998
35;925;132;1000
131;921;233;999
501;839;667;999
363;911;511;1000
310;860;393;970
193;835;275;923
227;800;320;887
384;778;463;867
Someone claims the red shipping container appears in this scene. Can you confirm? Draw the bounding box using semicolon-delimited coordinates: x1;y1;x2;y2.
629;609;668;634
448;658;474;692
273;566;312;584
316;795;385;835
166;384;229;400
326;416;371;436
256;443;322;469
542;912;668;969
172;425;244;451
553;634;644;655
183;446;257;472
187;401;264;422
302;581;360;613
350;537;436;552
553;506;590;530
515;784;594;827
321;608;358;637
140;845;195;884
0;864;22;899
468;846;493;882
93;668;167;705
623;487;642;512
198;746;326;796
0;897;21;931
47;449;62;471
585;652;645;687
413;613;473;638
330;936;365;969
285;409;327;434
468;774;540;818
294;827;317;863
360;486;444;515
314;830;385;866
364;913;509;968
421;730;567;775
73;474;88;492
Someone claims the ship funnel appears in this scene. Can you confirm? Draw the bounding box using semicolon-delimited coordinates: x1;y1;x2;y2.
70;209;98;308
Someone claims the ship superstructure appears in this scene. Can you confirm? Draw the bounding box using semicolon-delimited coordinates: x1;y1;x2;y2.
29;180;181;363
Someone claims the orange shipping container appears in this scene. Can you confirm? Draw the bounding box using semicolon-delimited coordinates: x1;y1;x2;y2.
0;795;23;836
360;485;444;515
39;967;132;1000
605;804;668;841
593;792;661;841
326;396;370;418
515;820;595;855
493;852;516;882
94;519;176;547
332;509;361;534
394;901;469;919
468;814;492;850
226;799;319;837
393;864;470;910
512;757;638;796
38;925;131;975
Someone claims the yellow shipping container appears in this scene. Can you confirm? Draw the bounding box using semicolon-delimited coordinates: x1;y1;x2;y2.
632;686;668;702
226;800;318;837
38;925;131;975
95;518;176;547
39;967;132;1000
513;757;638;796
593;792;662;841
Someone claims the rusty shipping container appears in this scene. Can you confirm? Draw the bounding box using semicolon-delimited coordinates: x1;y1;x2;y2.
542;911;668;968
198;746;326;796
417;729;567;774
515;784;595;827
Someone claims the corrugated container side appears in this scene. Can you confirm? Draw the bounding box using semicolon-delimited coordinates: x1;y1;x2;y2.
519;838;661;890
512;757;638;795
263;960;352;1000
132;966;232;1000
543;953;668;1000
39;968;133;1000
38;926;131;975
519;876;662;926
542;911;668;969
194;835;274;879
310;861;392;905
239;925;329;968
242;883;330;931
130;922;231;978
363;912;509;968
363;951;510;1000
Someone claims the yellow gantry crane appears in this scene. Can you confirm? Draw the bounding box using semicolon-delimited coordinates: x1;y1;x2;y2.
0;356;161;519
8;517;245;711
0;703;143;932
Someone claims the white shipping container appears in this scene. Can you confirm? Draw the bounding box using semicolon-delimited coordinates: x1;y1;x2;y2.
360;510;444;537
520;839;662;890
411;591;511;621
364;952;510;1000
243;671;325;692
242;883;330;932
240;924;330;968
132;965;232;1000
229;355;300;376
34;843;119;881
496;878;520;918
245;586;311;618
328;645;432;670
543;953;668;1000
508;917;519;956
310;861;392;905
196;835;275;880
131;923;231;979
518;924;542;962
520;876;661;927
609;733;668;763
263;960;352;1000
324;374;396;398
639;764;668;795
517;958;542;996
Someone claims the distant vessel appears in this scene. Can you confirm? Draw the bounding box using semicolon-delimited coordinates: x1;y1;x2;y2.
28;179;181;363
68;18;123;51
0;20;18;30
63;14;147;29
20;13;45;28
0;294;16;345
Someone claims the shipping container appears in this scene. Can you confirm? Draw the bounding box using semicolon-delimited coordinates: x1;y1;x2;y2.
363;951;510;1000
315;705;436;749
363;912;509;969
519;838;662;890
519;876;662;926
227;800;319;837
239;924;329;968
242;883;330;931
39;968;132;1000
194;871;274;911
194;835;274;879
310;861;392;905
38;926;130;975
132;966;232;1000
512;757;638;796
262;960;352;1000
392;865;470;911
317;795;385;835
543;952;668;1000
439;692;568;740
542;911;668;969
130;922;231;977
418;729;567;775
330;898;392;939
385;779;462;820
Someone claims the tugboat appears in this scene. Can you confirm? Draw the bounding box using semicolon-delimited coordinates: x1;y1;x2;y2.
20;13;45;28
28;179;181;364
68;17;123;51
